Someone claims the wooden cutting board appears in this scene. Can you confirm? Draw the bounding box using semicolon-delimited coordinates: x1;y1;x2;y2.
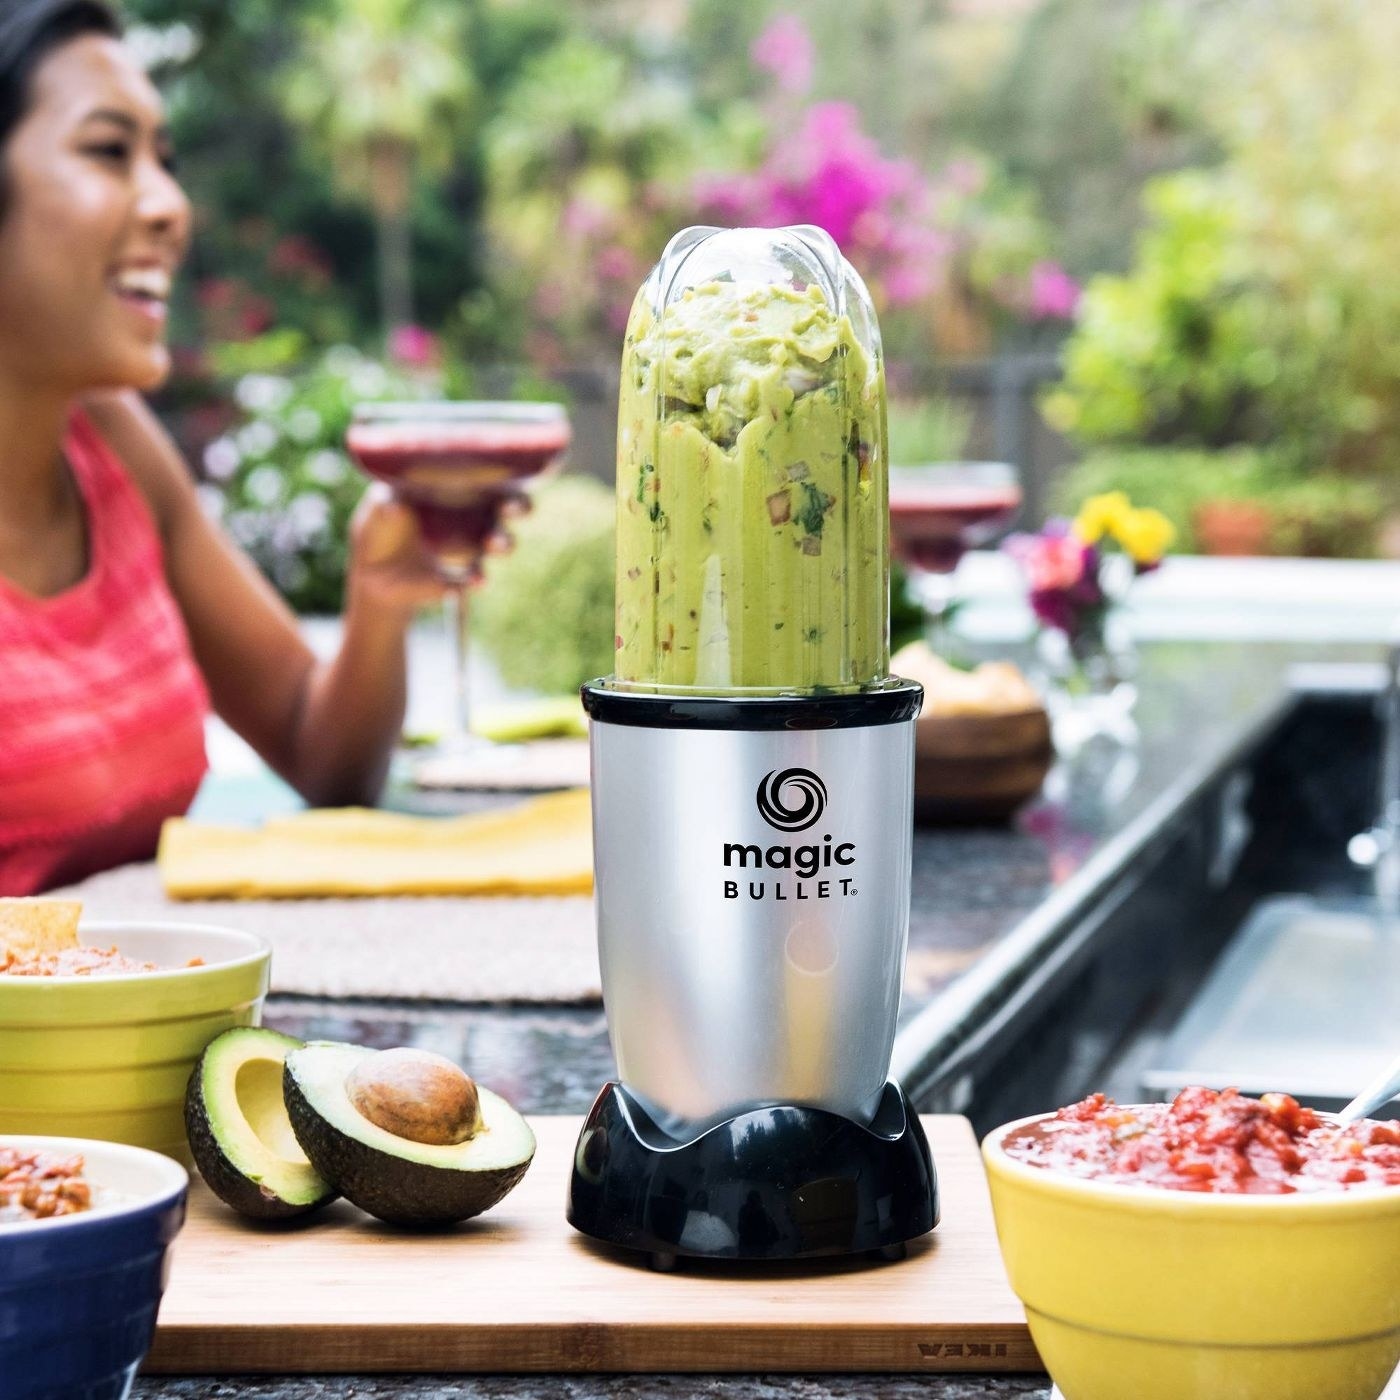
144;1114;1036;1374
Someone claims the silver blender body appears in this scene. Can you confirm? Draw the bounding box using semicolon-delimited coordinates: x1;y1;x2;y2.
568;225;937;1264
590;693;918;1134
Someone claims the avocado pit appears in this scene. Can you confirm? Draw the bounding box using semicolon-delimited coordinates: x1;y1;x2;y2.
284;1040;536;1226
346;1048;482;1147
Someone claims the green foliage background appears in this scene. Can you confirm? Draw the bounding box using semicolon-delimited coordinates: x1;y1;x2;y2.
117;0;1400;640
1043;0;1400;554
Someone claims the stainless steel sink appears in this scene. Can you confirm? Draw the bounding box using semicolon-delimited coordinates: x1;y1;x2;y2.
1143;896;1399;1109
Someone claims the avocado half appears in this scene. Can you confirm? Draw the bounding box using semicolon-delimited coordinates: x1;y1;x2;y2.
284;1041;536;1227
185;1027;338;1221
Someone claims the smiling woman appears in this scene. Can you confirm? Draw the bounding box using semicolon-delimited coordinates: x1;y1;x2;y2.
0;3;184;393
0;1;451;894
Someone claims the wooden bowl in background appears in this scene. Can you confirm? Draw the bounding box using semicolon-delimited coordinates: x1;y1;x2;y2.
913;706;1053;825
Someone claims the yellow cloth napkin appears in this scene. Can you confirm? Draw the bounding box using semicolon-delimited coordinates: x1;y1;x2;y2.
158;789;593;899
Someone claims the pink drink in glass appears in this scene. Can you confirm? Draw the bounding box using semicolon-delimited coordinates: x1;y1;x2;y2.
346;402;571;765
347;411;571;580
889;478;1024;574
888;462;1022;658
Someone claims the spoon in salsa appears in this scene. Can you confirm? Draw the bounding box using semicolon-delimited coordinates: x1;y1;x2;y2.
1339;1048;1400;1125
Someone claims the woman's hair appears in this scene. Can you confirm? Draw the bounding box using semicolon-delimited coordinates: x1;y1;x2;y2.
0;0;121;198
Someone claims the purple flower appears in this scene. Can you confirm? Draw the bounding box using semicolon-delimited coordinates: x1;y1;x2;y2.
1029;589;1077;633
1007;528;1109;639
1028;260;1081;320
751;14;814;95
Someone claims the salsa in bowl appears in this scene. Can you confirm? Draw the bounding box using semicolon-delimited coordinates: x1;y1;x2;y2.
1001;1086;1400;1194
984;1088;1400;1400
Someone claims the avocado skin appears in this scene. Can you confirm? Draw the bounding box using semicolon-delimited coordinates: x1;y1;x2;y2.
183;1043;337;1222
283;1063;534;1226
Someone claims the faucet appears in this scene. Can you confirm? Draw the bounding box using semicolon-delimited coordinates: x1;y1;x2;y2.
1348;635;1400;916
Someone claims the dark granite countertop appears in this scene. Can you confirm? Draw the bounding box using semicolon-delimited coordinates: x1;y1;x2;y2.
136;1379;1050;1398
134;639;1371;1400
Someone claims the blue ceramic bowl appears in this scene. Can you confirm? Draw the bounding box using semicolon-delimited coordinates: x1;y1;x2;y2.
0;1136;187;1400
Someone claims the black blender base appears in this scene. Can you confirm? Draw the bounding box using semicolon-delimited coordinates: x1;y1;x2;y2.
566;1080;938;1267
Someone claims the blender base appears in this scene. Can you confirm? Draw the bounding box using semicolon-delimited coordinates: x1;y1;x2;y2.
566;1080;938;1268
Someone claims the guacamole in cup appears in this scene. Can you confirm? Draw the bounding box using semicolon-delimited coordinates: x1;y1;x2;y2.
614;227;889;694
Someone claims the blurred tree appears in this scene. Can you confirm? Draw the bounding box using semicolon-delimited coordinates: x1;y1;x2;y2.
684;0;770;109
126;0;1079;377
1049;0;1400;487
1044;0;1400;556
683;0;949;150
129;0;576;354
972;0;1216;277
279;0;478;337
124;0;354;343
480;33;719;367
1042;171;1267;447
1198;0;1400;481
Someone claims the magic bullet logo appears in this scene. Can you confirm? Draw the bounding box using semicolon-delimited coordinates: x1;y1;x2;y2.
723;767;856;901
756;768;827;833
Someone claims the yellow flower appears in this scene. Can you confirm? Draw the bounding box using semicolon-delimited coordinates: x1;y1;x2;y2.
1073;491;1132;545
1118;507;1176;565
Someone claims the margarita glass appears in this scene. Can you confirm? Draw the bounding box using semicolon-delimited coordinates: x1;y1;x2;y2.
347;401;571;762
888;461;1022;654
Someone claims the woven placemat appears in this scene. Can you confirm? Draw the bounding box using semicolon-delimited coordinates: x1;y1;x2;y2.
53;862;601;1004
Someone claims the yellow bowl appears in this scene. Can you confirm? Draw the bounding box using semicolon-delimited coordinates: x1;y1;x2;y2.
984;1111;1400;1400
0;920;270;1158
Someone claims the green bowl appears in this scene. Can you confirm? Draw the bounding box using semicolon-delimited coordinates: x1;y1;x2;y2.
0;921;270;1158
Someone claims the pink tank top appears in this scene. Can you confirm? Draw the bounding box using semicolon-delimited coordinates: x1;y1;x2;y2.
0;410;209;893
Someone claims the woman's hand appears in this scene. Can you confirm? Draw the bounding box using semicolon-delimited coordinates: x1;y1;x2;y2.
348;484;526;618
346;483;451;619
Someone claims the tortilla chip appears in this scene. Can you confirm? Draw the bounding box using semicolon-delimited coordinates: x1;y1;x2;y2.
0;899;82;961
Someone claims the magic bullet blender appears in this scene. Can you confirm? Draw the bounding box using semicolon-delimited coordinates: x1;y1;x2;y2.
567;226;937;1266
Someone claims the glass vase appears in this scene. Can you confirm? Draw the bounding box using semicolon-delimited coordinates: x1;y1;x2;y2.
1036;609;1138;752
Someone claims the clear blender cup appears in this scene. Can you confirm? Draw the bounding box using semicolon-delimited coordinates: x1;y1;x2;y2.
613;224;890;694
586;226;920;1132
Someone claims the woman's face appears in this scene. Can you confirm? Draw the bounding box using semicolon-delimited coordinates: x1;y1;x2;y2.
0;34;189;395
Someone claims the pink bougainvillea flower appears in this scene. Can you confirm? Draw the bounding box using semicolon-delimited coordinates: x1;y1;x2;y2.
594;245;638;282
693;101;945;309
881;264;933;307
750;13;814;95
387;324;440;369
691;171;758;224
1028;260;1081;320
